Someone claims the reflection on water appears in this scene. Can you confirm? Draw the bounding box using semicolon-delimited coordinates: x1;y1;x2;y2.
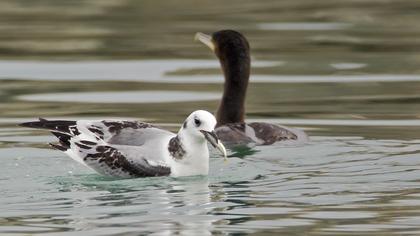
1;0;420;235
18;91;221;104
257;22;353;31
3;60;420;83
2;137;420;235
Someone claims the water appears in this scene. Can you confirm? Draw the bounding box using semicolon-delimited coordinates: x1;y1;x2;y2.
1;0;420;235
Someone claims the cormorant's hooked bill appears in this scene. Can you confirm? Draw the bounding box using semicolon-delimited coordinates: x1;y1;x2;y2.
195;32;215;52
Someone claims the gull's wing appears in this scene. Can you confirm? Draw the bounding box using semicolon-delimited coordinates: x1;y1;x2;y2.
20;119;174;177
71;142;171;177
76;120;174;146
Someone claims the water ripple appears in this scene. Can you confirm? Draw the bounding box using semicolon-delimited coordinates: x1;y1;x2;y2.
2;133;420;234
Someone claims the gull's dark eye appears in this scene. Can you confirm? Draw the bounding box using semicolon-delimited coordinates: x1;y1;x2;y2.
194;118;201;127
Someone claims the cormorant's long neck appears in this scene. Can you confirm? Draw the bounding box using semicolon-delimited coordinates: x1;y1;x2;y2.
216;52;250;126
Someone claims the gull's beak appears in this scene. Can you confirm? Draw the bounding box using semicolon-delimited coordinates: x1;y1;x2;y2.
200;130;227;161
195;32;215;52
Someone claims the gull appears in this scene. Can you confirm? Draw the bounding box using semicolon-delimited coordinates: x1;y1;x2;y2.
19;110;227;178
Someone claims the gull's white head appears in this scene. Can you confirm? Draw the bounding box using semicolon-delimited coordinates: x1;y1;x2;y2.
180;110;227;159
182;110;217;136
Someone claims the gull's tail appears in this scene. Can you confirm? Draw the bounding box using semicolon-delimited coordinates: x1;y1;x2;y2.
19;118;78;151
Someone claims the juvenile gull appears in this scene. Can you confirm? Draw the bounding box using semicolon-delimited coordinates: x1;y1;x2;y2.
195;30;308;146
19;110;227;178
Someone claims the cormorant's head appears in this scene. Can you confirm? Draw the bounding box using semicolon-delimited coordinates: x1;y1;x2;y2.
195;30;250;63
